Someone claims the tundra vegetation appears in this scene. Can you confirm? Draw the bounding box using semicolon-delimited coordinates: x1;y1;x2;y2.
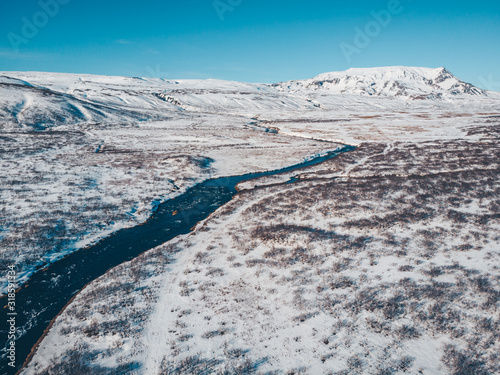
3;70;499;374
0;116;326;292
23;123;499;374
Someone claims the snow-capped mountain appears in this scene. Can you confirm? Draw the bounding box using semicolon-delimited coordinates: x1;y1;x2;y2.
274;66;486;99
1;67;498;131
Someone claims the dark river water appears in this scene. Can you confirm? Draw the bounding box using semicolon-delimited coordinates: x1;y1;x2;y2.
0;145;355;374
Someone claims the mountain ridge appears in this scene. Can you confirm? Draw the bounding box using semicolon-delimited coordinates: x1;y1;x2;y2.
273;66;487;99
1;66;498;130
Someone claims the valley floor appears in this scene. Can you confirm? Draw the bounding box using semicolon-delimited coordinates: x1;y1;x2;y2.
21;120;499;375
1;70;499;374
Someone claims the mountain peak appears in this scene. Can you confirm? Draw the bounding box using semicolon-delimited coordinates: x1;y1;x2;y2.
275;66;485;99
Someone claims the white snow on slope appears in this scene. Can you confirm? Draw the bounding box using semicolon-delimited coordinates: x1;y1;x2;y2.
1;66;499;292
2;67;500;374
2;67;498;132
274;66;489;100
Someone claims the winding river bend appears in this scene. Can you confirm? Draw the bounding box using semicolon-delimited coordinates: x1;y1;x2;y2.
0;145;355;374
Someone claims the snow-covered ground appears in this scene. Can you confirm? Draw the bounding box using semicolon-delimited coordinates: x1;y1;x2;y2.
2;67;499;374
0;113;333;294
6;67;496;293
22;128;499;375
0;72;341;294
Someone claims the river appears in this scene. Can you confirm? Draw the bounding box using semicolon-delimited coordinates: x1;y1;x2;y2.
0;145;355;374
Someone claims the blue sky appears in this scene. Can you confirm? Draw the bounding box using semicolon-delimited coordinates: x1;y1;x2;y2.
0;0;499;89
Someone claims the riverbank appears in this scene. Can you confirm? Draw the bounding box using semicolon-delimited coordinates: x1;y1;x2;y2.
1;145;353;374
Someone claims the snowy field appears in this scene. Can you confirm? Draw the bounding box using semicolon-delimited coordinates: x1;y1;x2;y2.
0;73;338;293
22;125;499;375
1;67;499;374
